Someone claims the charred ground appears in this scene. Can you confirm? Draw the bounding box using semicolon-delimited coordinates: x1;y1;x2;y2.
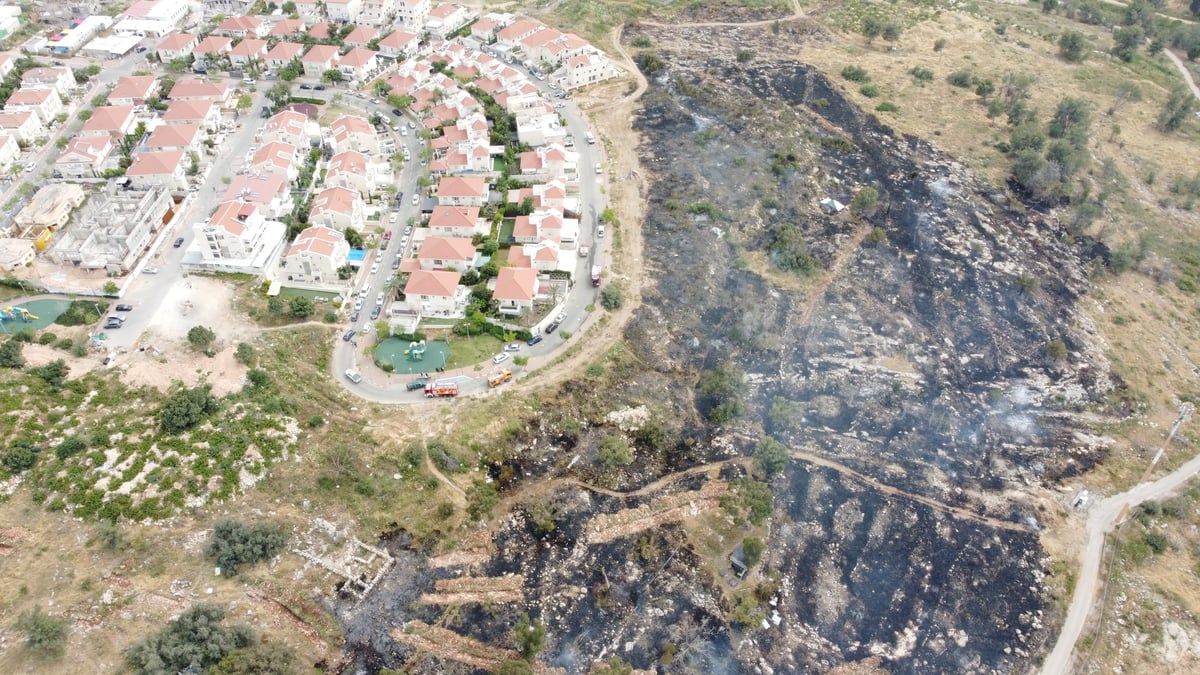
334;18;1130;675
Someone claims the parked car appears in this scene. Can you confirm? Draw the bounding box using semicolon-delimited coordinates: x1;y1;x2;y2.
353;298;364;311
115;304;133;312
370;263;379;274
173;237;185;248
545;322;558;334
299;84;312;90
349;311;360;322
412;194;419;206
344;369;363;384
391;259;401;270
314;84;326;90
527;335;544;346
504;343;521;352
376;292;384;306
408;120;416;129
406;378;428;391
404;225;413;235
143;266;159;274
555;312;567;324
492;352;510;364
391;108;403;117
370;307;381;320
343;329;356;342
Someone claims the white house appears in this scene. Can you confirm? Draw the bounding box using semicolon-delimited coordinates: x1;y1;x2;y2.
20;67;77;98
125;149;188;191
326;0;364;22
185;199;288;277
0;112;44;143
435;175;488;207
55;135;115;178
156;33;198;62
310;186;366;232
326;150;388;194
281;225;350;289
416;236;476;271
404;269;465;317
493;266;538;316
377;30;419;59
396;0;430;28
427;204;485;238
5;88;63;126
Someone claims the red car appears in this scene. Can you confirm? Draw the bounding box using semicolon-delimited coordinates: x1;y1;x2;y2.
383;231;392;240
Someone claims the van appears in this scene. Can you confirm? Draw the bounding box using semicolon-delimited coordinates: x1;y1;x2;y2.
585;131;595;145
597;225;606;238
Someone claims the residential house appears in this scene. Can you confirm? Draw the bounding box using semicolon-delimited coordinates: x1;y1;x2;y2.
293;0;322;20
326;149;389;194
492;266;538;316
520;29;588;68
186;199;288;277
265;41;304;69
55;135;115;177
162;99;221;133
435;175;488;207
326;0;364;22
107;75;157;106
144;123;201;154
506;179;568;211
495;18;543;50
377;30;418;59
507;238;570;274
168;79;232;107
79;105;137;137
269;18;306;38
396;0;431;29
20;67;76;97
0;54;14;79
416;236;475;271
427;204;485;238
260;109;316;147
403;269;464;317
191;35;234;59
309;186;366;232
337;48;378;83
224;173;291;217
518;142;575;178
470;12;513;43
126;150;189;191
5;88;63;126
215;16;267;39
281;225;350;288
565;51;618;90
0;112;44;143
156;32;198;62
300;44;339;74
115;0;190;37
0;133;19;173
249;141;301;181
343;25;379;48
307;21;334;40
513;208;577;245
359;0;397;28
45;185;174;272
229;38;268;67
425;3;475;37
328;115;379;155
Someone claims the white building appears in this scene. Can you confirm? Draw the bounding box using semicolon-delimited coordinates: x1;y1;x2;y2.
184;199;288;277
280;225;350;290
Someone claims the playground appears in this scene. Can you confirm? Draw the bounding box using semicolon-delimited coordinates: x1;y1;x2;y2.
375;338;450;375
0;298;72;332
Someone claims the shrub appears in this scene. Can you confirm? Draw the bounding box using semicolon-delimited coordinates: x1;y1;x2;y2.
742;537;765;568
125;604;255;675
186;325;216;350
840;65;870;82
1059;30;1089;62
859;84;880;97
288;295;314;318
947;69;974;88
466;480;499;521
209;642;297;675
934;38;947;51
600;285;624;310
599;435;634;467
234;342;255;366
29;359;69;390
0;338;24;368
753;436;790;477
3;440;39;473
513;613;546;660
736;49;754;63
875;101;900;113
15;608;69;658
37;332;56;345
910;67;934;83
205;519;289;573
54;437;87;460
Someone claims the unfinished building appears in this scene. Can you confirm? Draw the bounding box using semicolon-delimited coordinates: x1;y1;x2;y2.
45;185;174;273
10;184;86;249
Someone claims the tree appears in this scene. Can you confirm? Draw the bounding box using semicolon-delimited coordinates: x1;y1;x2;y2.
210;642;297;675
850;185;879;215
753;436;790;477
1111;26;1143;62
600;285;624;310
125;604;255;675
0;338;25;368
159;384;219;432
599;435;634;467
861;16;883;44
3;440;38;473
266;81;291;111
513;613;546;661
1058;30;1088;62
1157;85;1196;132
281;0;296;12
234;342;255;366
344;227;363;248
726;477;774;525
103;280;119;295
742;537;765;568
321;69;344;84
267;296;285;316
466;480;499;520
881;22;902;43
205;519;289;573
288;295;314;318
236;93;252;110
187;325;216;350
768;223;818;276
1049;97;1091;145
15;608;69;658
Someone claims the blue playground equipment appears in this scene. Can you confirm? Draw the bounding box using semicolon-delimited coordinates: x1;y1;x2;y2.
405;340;427;361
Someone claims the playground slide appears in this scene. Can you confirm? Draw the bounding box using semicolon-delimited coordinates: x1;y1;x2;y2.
1;306;38;322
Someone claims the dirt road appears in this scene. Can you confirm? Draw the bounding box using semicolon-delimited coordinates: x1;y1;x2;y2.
1041;450;1200;674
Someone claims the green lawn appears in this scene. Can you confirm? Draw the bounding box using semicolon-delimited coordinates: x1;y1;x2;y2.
498;218;515;244
445;334;504;369
278;287;343;303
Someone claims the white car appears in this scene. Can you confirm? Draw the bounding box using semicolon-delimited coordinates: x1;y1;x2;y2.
344;369;363;384
595;163;603;175
370;263;379;274
354;298;364;310
376;292;385;306
400;127;407;136
389;213;398;223
412;194;419;206
375;251;384;263
492;352;510;364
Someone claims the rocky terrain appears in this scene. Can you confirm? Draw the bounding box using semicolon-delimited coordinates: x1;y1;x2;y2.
331;14;1131;675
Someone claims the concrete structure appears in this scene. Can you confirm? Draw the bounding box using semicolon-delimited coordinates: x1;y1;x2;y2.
14;184;86;243
45;185;174;272
0;238;36;271
280;225;350;289
20;67;77;98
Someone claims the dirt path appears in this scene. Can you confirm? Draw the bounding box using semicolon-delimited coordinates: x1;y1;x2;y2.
1041;450;1200;674
797;223;873;328
1163;48;1200;100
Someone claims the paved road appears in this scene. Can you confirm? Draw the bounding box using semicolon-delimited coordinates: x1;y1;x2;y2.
329;68;609;402
1041;452;1200;674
